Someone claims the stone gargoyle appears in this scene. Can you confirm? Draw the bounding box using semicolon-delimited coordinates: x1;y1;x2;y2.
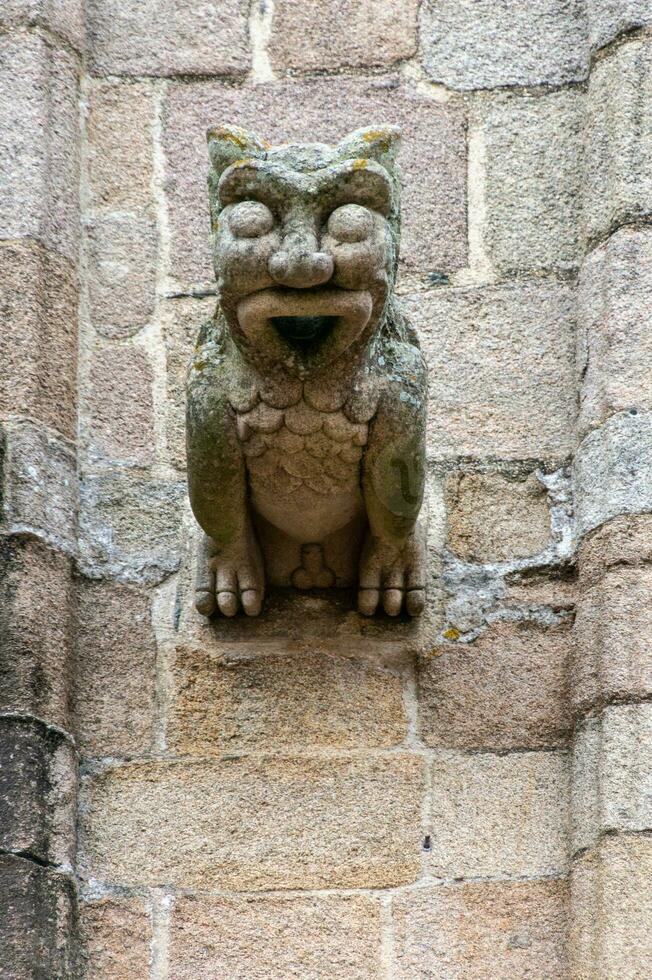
186;124;427;618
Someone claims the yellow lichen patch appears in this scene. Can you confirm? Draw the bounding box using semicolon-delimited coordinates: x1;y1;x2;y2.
442;627;461;641
206;126;250;150
352;158;368;170
232;158;254;168
363;130;393;153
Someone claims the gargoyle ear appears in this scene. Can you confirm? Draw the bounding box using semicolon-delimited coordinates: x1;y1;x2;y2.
337;125;402;170
206;125;269;176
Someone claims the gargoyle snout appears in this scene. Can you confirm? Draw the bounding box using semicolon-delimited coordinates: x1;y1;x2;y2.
268;223;333;288
268;249;334;288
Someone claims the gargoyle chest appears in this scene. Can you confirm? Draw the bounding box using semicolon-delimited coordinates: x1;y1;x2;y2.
234;397;369;498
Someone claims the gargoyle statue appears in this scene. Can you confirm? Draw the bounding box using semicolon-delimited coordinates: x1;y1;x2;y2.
186;124;427;618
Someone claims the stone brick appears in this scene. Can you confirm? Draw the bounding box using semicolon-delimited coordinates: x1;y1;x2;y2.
0;537;72;729
0;854;77;980
87;214;158;339
269;0;419;71
86;79;156;213
79;754;424;890
429;750;569;877
86;0;250;77
577;227;652;438
480;90;584;274
445;470;551;562
402;280;576;461
80;896;152;979
583;37;652;243
82;342;155;466
161;295;214;471
419;621;571;751
570;835;652;978
169;893;382;979
0;420;77;555
0;0;84;51
162;76;467;286
74;580;156;757
572;704;652;853
588;0;652;51
578;512;652;587
169;644;407;754
78;472;184;583
0;32;79;262
574;411;652;538
0;718;76;867
420;0;588;90
573;563;652;713
0;240;77;440
393;878;569;979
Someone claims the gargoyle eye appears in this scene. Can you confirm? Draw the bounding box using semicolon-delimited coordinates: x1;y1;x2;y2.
228;201;274;238
327;204;374;243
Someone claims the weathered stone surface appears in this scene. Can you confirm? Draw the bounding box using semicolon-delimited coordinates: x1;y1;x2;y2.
0;241;77;439
0;32;79;262
80;754;424;890
74;580;155;757
170;893;382;979
0;0;84;51
393;878;569;979
573;562;652;713
161;296;214;471
86;79;156;212
79;896;152;979
162;76;467;285
420;621;571;751
574;411;652;538
570;835;652;978
577;227;652;438
87;214;158;339
0;854;77;980
0;420;77;555
429;750;569;877
583;37;652;243
0;537;72;729
269;0;419;71
0;718;76;867
86;0;250;77
588;0;652;51
481;90;584;274
403;280;576;461
445;470;551;562
169;645;407;753
578;512;652;587
82;342;155;466
572;704;652;853
78;472;184;583
420;0;588;90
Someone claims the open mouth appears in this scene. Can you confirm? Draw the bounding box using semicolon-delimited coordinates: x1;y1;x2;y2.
236;286;373;374
270;314;338;346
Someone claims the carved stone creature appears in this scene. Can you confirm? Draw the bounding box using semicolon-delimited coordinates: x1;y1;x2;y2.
186;124;427;617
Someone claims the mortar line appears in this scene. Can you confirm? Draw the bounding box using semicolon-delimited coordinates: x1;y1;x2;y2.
150;889;172;980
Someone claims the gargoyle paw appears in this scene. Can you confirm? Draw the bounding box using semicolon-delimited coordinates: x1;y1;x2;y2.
196;529;265;618
357;528;425;618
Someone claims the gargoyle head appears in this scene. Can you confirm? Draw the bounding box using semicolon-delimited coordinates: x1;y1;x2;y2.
206;124;402;379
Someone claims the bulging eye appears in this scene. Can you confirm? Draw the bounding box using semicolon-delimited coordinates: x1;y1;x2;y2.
327;204;374;243
228;201;274;238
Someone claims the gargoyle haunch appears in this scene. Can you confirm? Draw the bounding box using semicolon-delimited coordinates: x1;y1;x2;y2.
186;124;427;618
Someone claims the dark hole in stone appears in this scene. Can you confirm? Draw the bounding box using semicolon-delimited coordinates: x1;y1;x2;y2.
422;835;432;851
271;315;337;347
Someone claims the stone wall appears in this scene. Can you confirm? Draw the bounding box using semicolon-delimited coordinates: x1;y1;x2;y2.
1;1;651;977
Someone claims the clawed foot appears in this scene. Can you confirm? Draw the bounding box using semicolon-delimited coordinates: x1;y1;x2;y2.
195;527;265;617
358;527;426;617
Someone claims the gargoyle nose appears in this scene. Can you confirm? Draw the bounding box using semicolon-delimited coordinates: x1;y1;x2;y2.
268;249;334;288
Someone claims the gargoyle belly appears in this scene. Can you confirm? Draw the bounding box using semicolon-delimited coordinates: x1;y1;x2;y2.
249;481;364;542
